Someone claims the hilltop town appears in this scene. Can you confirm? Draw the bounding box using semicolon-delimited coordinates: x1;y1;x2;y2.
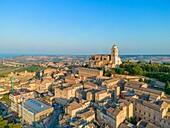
2;55;170;64
0;45;169;128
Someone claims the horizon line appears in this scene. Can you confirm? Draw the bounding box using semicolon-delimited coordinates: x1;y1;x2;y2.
0;53;170;57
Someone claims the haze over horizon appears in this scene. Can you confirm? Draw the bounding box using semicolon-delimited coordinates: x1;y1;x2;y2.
0;0;170;55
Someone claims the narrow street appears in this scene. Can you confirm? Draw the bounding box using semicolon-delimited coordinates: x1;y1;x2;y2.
48;106;62;128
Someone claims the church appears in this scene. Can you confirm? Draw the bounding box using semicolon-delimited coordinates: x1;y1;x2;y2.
89;44;122;68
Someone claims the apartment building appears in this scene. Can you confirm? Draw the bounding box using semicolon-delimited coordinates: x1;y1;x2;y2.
77;108;95;122
95;90;111;101
78;67;103;77
84;82;99;89
18;99;53;124
102;78;120;89
96;99;133;128
55;84;83;100
65;101;90;117
126;96;170;128
9;89;34;112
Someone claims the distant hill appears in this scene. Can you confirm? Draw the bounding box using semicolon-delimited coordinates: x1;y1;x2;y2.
0;54;170;64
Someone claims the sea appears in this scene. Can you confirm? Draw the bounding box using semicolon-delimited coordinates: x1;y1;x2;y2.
0;54;45;58
0;54;19;58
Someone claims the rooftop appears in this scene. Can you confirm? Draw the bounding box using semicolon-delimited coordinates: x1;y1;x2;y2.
107;107;121;116
11;89;32;96
137;120;160;128
96;90;108;95
104;78;120;84
135;99;168;112
68;101;82;110
125;81;146;89
22;99;53;114
77;108;95;118
84;82;98;88
140;87;164;95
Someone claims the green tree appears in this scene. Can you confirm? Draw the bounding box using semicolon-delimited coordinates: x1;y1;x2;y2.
117;61;170;83
0;116;22;128
104;70;111;77
165;81;170;95
115;68;124;74
132;66;143;75
11;123;22;128
96;67;102;70
0;116;8;128
139;78;144;82
0;93;10;106
127;117;137;124
34;76;39;79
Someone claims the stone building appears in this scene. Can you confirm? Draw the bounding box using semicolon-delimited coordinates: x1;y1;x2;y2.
124;81;165;99
125;96;170;128
65;101;90;117
89;44;122;68
78;67;103;77
95;90;111;101
102;78;120;90
84;82;99;90
137;120;160;128
96;99;133;128
9;89;34;112
84;123;96;128
77;108;95;122
55;84;83;100
114;86;121;101
18;99;53;124
124;81;170;128
65;75;80;84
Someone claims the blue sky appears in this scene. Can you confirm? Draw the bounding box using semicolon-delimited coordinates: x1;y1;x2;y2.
0;0;170;55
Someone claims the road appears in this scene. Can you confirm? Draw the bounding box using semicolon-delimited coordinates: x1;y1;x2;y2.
48;106;62;128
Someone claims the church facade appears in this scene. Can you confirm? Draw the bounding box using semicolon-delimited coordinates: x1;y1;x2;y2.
89;44;122;68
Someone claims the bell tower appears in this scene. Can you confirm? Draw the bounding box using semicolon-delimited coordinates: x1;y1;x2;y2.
111;44;118;66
